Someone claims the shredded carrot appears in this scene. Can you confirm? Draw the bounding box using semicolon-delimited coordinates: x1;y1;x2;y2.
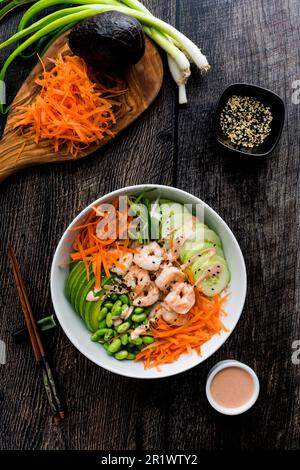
136;290;230;369
11;54;126;157
69;201;134;289
15;141;26;162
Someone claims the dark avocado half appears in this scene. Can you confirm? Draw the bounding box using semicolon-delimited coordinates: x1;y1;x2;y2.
68;11;145;72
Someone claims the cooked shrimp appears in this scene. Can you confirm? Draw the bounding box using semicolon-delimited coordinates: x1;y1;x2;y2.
161;308;192;326
133;282;159;307
149;302;164;322
124;265;151;292
155;266;186;292
120;305;134;320
131;324;149;340
149;302;192;325
164;282;195;314
110;250;133;276
133;242;163;271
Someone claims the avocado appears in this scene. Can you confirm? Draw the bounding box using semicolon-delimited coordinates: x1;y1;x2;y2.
66;261;85;300
68;11;145;72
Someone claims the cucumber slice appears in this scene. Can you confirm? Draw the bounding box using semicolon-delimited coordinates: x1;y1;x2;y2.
149;199;162;240
203;227;222;247
78;277;96;318
66;261;84;300
180;241;224;264
192;255;230;297
160;200;194;245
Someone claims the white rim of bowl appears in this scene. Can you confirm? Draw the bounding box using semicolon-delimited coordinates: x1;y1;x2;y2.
206;360;260;415
50;184;247;379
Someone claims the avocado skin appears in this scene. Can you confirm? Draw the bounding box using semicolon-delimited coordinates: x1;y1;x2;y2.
68;11;145;71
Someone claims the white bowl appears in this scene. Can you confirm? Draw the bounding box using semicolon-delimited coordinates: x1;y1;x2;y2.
206;360;260;415
50;184;247;379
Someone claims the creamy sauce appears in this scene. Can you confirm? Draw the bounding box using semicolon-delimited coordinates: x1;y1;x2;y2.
180;246;222;288
196;261;221;286
86;291;99;302
210;367;254;408
181;246;216;271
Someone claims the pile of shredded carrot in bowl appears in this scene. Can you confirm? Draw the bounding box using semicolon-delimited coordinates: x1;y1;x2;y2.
11;54;126;157
70;201;135;290
136;290;229;369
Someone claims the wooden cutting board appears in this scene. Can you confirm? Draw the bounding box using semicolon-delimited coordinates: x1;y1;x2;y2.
0;33;163;183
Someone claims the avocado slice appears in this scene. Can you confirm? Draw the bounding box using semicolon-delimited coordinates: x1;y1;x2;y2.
74;272;94;314
86;291;107;332
78;277;96;319
66;261;84;300
70;266;90;309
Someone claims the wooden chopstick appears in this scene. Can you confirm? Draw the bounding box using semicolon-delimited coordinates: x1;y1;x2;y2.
8;244;65;420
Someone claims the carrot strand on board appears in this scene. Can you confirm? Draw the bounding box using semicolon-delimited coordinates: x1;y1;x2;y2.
11;54;126;157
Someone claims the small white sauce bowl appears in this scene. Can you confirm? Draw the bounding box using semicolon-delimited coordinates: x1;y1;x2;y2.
206;360;260;415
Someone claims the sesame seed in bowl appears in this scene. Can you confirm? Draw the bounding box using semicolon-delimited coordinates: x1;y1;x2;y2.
214;83;285;158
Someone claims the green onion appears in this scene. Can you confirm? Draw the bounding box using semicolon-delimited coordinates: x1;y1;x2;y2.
0;0;210;111
0;0;36;23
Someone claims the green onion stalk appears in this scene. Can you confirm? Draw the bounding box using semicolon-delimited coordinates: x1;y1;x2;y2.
0;0;36;23
0;0;210;111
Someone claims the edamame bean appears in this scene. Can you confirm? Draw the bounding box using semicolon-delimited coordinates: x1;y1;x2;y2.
91;328;112;342
98;307;108;321
103;344;113;356
143;336;154;344
121;334;128;346
108;338;122;353
116;322;131;334
132;313;146;323
114;350;128;360
130;337;143;346
106;313;112;327
126;353;135;360
134;307;144;314
111;300;122;315
112;306;122;316
104;301;113;309
111;294;118;301
104;330;114;342
120;294;129;305
98;319;107;329
121;304;128;312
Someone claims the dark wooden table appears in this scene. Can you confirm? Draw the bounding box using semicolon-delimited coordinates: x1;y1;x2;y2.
1;0;299;451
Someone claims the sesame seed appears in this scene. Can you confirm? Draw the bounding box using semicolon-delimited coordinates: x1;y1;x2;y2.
220;95;273;149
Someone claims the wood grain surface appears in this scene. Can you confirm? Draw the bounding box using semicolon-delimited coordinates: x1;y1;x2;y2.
0;0;300;450
0;34;163;183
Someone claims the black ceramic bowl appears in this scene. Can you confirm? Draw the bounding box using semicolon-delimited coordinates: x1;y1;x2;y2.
214;83;285;157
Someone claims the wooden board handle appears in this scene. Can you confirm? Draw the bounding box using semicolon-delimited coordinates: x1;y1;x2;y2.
0;133;26;183
0;131;58;183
